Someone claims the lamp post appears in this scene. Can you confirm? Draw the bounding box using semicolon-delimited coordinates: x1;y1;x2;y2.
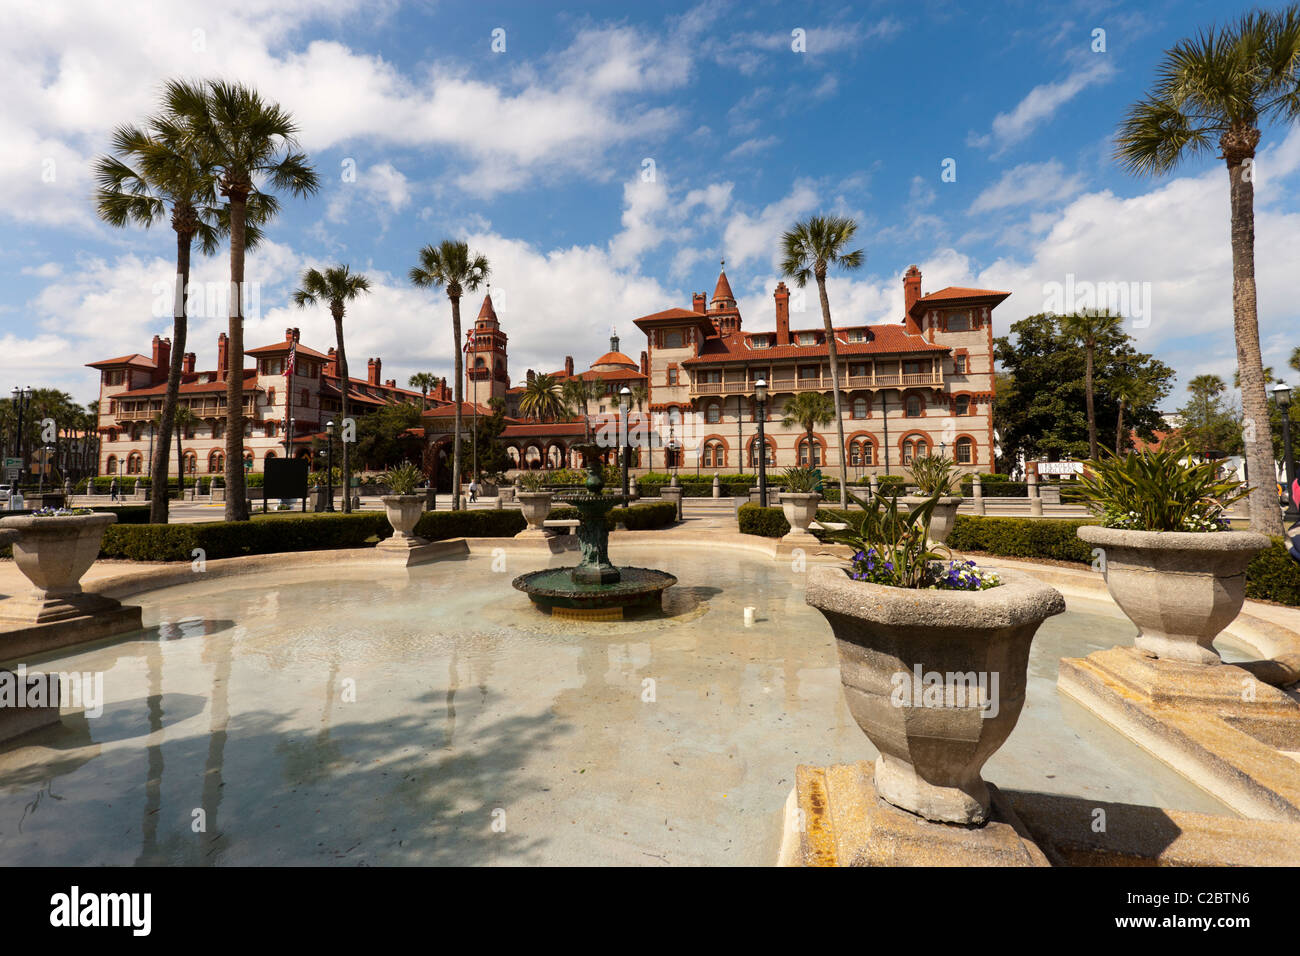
616;386;632;500
12;386;31;487
326;420;335;512
1273;383;1297;524
755;378;768;505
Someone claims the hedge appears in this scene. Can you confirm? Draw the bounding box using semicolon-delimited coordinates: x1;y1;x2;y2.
947;515;1096;563
97;512;392;561
737;504;790;537
546;501;678;530
414;509;526;540
1246;538;1300;606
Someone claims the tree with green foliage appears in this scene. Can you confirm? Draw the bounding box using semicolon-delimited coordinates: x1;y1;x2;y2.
1115;6;1300;535
1177;374;1242;458
995;313;1174;464
459;396;512;479
520;373;567;422
353;402;424;471
1059;309;1124;459
408;372;438;411
781;392;835;467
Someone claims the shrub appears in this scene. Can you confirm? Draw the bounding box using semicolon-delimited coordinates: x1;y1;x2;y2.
1076;443;1246;531
98;512;392;561
738;503;790;537
414;509;526;540
946;515;1096;564
545;501;677;530
1245;538;1300;606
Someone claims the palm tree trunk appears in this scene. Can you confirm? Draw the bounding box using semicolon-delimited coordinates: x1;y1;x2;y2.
334;308;351;514
816;274;849;506
150;231;191;523
1084;340;1098;459
1227;151;1282;535
224;194;248;521
1115;398;1125;455
451;296;463;511
177;420;184;495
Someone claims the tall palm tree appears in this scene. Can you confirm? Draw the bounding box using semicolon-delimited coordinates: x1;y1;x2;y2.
520;373;567;422
293;266;372;514
782;391;835;467
1289;346;1300;377
1234;366;1275;388
1111;367;1157;454
561;377;590;440
1115;7;1300;535
780;215;864;506
93;112;231;524
1058;310;1123;459
164;79;319;522
1187;373;1228;458
408;372;438;411
409;240;490;511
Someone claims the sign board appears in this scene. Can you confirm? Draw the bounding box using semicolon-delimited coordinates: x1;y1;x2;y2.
264;458;309;500
1037;461;1083;476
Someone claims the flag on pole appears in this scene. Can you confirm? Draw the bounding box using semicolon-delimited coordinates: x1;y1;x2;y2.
286;338;297;377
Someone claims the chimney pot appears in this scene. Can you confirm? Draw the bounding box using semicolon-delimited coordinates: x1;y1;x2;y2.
903;266;923;335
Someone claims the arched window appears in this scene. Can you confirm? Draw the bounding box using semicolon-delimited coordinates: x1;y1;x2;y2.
265;421;278;438
955;437;974;464
706;403;721;424
905;395;923;417
798;438;821;466
703;440;725;468
212;420;225;440
127;452;143;474
852;396;869;419
183;452;197;475
264;450;277;462
850;440;874;467
955;395;970;416
209;451;225;474
243;450;254;472
748;438;774;468
106;455;118;475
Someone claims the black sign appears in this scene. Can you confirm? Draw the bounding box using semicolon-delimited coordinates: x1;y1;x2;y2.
264;458;308;499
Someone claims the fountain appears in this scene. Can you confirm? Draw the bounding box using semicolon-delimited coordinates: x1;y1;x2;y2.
512;444;676;620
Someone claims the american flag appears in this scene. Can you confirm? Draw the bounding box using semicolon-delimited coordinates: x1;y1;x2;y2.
286;338;297;377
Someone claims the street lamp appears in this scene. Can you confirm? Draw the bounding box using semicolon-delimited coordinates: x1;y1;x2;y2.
1273;382;1297;524
619;386;632;500
11;386;31;487
326;420;336;512
755;378;768;505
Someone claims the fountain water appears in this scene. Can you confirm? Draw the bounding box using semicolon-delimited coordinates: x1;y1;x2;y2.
512;444;676;620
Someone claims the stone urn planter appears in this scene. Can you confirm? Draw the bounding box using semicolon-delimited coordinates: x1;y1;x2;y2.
377;494;427;551
805;565;1065;824
779;492;821;543
1076;526;1270;664
900;495;963;545
515;491;553;539
0;512;119;622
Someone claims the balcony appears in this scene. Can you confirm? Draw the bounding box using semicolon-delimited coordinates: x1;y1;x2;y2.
690;371;943;396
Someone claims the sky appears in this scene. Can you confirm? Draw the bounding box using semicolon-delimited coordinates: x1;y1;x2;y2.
3;0;1298;409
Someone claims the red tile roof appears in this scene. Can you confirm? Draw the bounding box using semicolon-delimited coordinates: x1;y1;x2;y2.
712;269;735;302
477;294;497;321
591;350;638;368
86;353;156;369
682;324;947;364
115;369;260;395
422;401;497;417
246;340;331;360
501;421;589;437
909;285;1010;316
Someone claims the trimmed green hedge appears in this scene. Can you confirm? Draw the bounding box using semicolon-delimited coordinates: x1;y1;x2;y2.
1246;538;1300;606
738;503;790;537
546;501;678;530
98;512;392;561
947;515;1097;563
414;509;527;540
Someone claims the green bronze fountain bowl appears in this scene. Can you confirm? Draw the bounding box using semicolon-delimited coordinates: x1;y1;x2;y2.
512;565;678;615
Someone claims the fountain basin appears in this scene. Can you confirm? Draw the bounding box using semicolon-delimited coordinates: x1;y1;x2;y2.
512;566;677;620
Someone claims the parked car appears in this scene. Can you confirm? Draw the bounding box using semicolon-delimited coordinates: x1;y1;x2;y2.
0;484;12;503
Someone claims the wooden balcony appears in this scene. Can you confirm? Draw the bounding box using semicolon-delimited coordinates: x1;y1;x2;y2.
690;371;943;396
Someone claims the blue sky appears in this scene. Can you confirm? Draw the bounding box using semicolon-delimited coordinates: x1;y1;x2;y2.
4;0;1298;407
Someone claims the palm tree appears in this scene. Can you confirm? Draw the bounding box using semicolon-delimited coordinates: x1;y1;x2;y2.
1111;366;1159;454
1115;8;1300;535
293;266;372;514
1234;366;1275;388
1187;373;1228;458
782;391;835;468
1289;346;1300;377
93;112;230;523
560;377;590;440
520;373;567;423
1058;310;1123;459
409;240;490;511
408;372;438;411
780;215;864;506
164;79;319;521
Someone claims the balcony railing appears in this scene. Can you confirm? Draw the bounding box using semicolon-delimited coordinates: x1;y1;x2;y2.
114;399;254;422
690;371;943;395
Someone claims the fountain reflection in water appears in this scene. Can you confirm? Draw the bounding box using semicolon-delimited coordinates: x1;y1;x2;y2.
512;444;676;620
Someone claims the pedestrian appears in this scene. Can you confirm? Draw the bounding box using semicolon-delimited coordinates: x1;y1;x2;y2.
110;476;119;502
469;478;479;503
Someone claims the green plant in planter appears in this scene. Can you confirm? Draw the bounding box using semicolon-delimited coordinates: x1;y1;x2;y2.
829;488;1001;590
908;455;961;495
382;461;423;496
518;472;546;492
781;465;823;494
1077;444;1248;532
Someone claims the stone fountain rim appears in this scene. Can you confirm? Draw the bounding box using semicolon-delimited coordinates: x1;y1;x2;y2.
0;512;118;532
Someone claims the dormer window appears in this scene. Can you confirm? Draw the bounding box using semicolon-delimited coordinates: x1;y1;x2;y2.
751;335;771;349
847;329;866;343
797;332;817;346
946;311;970;331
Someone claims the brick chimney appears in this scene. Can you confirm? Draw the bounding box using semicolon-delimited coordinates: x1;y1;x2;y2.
325;347;337;378
182;352;196;376
903;265;923;336
564;356;574;377
367;357;380;386
640;350;649;375
285;327;294;342
774;283;791;346
151;335;171;384
216;332;229;379
526;369;535;385
692;292;706;314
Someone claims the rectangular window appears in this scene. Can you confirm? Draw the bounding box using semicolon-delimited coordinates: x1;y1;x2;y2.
663;331;683;349
847;329;866;343
667;368;678;386
946;312;970;331
797;332;817;346
953;354;967;374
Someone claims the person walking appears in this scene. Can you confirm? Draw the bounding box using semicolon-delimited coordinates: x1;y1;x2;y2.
469;477;479;503
110;476;119;502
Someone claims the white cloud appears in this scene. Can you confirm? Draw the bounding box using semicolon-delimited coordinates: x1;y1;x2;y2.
970;160;1085;213
968;60;1116;155
727;136;779;160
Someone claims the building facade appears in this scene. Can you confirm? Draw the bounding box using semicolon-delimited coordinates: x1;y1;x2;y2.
88;328;425;479
632;265;1005;475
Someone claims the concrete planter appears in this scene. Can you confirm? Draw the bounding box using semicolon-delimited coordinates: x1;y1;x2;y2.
0;512;118;622
380;495;426;542
779;492;821;543
900;496;963;544
805;565;1065;824
515;491;553;538
1076;525;1270;664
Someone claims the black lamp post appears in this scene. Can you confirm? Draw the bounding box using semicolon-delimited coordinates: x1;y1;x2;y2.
325;419;335;512
755;378;768;505
11;386;31;487
619;386;632;501
1273;383;1297;523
